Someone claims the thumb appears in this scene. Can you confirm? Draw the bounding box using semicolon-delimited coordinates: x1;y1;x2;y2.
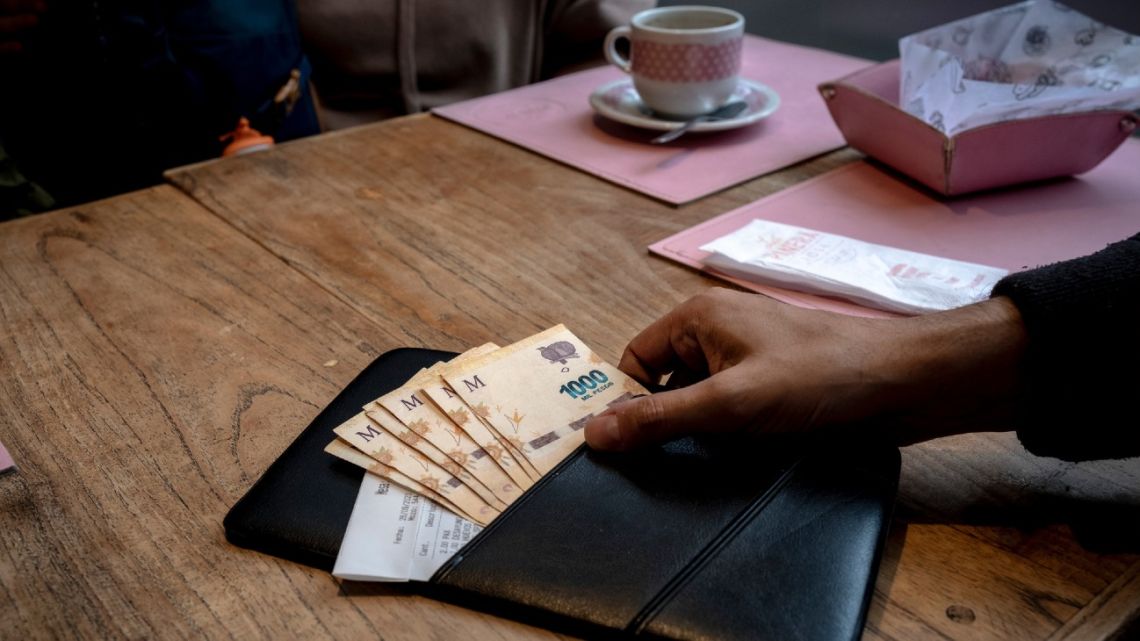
584;377;738;451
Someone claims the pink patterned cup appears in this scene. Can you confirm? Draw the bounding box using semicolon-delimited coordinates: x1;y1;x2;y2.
604;6;744;118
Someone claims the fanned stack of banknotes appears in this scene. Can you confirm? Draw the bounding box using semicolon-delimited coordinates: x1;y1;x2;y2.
326;325;648;581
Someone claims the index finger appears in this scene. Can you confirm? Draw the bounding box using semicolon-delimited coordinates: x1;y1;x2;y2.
619;295;711;386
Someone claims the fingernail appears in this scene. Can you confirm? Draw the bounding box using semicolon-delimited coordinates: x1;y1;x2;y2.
587;414;622;450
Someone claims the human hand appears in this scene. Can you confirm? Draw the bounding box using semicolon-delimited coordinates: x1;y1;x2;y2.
1;0;46;56
584;289;1027;451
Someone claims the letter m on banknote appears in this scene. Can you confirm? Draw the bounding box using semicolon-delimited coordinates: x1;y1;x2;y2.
355;423;384;442
400;394;424;411
462;376;486;392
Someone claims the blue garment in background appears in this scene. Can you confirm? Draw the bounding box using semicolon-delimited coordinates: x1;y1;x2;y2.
0;0;319;211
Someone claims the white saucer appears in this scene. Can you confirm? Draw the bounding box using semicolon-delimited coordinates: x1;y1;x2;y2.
588;78;780;132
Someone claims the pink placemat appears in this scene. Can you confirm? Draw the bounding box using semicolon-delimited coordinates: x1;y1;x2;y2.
0;439;13;473
650;139;1140;317
433;36;868;205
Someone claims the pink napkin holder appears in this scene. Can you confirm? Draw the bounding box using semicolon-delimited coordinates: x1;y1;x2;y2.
818;60;1138;196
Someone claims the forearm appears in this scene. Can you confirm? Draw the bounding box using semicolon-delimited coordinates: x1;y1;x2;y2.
877;296;1028;444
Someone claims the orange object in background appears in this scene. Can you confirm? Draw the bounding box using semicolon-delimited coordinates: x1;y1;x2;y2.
220;118;274;157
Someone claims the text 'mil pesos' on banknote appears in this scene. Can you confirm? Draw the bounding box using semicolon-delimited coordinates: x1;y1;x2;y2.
328;324;649;526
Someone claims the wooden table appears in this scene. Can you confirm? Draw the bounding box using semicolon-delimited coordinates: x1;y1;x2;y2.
2;113;1138;641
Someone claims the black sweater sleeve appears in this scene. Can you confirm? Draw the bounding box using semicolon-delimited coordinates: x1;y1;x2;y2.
990;232;1140;460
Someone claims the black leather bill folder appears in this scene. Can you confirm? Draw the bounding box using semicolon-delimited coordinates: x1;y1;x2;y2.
225;348;900;641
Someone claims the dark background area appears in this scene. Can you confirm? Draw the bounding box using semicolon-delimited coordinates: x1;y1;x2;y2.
658;1;1140;60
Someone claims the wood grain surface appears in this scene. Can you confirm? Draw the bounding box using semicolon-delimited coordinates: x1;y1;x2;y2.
165;114;1140;640
0;186;562;640
2;111;1135;641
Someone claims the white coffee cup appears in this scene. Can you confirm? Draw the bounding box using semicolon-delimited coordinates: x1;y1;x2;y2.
603;6;745;118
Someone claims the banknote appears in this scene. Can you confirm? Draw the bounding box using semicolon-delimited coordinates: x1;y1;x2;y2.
372;366;525;507
363;404;507;511
331;344;520;526
418;368;539;487
392;343;535;486
427;347;544;481
413;343;539;484
329;325;645;541
332;413;500;525
324;438;468;520
441;325;648;475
